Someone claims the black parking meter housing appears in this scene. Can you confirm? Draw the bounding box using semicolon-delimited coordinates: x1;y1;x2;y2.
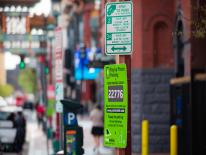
61;99;84;155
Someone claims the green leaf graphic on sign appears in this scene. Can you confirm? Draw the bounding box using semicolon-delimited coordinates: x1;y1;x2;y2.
111;46;127;51
107;5;116;15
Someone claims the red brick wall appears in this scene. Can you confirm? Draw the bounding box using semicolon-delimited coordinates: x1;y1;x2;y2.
83;3;94;48
81;80;92;102
131;0;143;68
82;2;96;103
141;0;175;68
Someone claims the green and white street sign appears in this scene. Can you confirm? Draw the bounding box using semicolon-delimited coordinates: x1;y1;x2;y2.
104;64;128;148
105;2;133;55
55;82;63;112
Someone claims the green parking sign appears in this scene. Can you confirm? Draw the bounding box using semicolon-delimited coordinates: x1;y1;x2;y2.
104;64;128;148
105;2;133;55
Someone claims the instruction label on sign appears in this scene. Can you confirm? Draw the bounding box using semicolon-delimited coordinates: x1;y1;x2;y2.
104;64;128;148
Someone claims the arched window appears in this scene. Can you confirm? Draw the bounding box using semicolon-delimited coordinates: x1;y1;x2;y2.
153;21;171;67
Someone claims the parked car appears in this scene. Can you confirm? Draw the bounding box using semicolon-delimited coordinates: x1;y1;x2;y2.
0;97;7;107
0;106;26;152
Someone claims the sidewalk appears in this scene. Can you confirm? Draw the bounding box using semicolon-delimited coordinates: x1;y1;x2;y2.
78;115;169;155
23;112;169;155
27;122;48;155
78;115;114;155
25;111;53;155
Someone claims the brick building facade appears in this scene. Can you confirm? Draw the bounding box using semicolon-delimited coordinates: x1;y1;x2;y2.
131;0;175;153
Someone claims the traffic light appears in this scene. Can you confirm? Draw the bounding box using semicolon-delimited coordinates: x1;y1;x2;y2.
44;60;49;74
19;55;25;70
45;66;49;74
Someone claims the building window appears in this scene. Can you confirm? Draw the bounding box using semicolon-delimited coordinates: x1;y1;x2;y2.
153;21;170;67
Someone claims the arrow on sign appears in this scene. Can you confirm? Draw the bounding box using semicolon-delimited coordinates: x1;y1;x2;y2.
111;46;127;51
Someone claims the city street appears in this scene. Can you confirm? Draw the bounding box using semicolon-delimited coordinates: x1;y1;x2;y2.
1;110;51;155
1;111;114;155
79;116;114;155
1;0;206;154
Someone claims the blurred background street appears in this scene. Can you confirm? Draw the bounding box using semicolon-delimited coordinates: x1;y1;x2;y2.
1;109;114;155
0;0;206;155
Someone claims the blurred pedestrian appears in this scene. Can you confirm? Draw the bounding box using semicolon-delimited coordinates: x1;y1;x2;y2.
89;104;104;152
14;111;26;153
35;103;45;128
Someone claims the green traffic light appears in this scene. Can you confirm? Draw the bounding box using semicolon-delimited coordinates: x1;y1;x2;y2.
19;61;25;69
45;67;49;74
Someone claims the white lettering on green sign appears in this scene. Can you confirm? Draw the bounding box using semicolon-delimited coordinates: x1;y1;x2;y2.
105;2;133;55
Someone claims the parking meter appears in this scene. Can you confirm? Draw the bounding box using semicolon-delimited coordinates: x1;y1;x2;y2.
61;99;84;155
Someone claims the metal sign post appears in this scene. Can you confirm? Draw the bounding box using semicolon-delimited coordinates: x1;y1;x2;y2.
54;27;64;150
104;1;133;155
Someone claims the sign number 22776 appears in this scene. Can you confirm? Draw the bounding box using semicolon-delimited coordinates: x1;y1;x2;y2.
108;85;123;102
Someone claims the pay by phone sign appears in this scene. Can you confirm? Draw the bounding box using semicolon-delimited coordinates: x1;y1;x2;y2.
104;64;128;148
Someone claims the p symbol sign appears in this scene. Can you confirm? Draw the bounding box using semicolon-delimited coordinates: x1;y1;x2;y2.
67;113;76;125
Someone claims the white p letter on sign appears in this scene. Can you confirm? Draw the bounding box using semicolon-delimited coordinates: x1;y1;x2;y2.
68;113;75;125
